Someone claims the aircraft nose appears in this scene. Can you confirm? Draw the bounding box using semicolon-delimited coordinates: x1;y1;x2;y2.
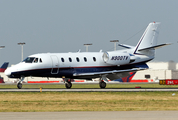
4;68;11;77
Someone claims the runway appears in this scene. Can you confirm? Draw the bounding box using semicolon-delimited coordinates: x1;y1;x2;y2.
0;88;178;92
0;82;178;92
1;111;178;120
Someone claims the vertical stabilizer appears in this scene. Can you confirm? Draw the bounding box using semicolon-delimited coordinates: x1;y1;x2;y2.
0;62;9;72
134;22;160;55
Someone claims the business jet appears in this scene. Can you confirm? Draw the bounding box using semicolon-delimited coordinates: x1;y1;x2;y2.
5;22;169;89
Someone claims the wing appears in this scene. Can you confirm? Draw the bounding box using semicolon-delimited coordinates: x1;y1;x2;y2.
73;68;147;77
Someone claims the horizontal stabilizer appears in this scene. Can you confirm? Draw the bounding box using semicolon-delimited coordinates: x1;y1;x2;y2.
138;43;171;51
73;68;147;76
118;44;135;49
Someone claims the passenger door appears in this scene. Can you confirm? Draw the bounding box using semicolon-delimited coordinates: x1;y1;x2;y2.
50;55;59;74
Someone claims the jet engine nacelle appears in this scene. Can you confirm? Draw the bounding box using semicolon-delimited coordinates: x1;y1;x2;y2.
102;52;130;65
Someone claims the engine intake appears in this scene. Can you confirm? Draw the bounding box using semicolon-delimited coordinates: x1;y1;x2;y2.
102;52;130;65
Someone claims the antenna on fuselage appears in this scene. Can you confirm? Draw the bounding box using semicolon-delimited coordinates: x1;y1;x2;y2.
77;49;81;52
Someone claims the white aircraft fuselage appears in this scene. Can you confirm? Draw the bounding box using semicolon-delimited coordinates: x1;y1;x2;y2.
5;51;150;79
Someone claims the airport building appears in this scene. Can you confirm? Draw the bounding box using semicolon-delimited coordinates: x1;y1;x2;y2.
0;61;178;83
131;61;178;82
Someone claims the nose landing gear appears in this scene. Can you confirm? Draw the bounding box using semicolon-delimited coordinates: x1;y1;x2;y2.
17;76;25;89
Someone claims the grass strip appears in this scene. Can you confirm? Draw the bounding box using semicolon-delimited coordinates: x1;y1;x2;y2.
0;92;178;112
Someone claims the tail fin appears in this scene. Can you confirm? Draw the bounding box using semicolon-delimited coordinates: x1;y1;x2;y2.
0;62;9;72
134;22;160;55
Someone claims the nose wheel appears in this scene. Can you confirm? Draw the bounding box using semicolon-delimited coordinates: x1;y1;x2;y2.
17;76;25;89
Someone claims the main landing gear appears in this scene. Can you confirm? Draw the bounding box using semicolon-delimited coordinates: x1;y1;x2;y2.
99;80;106;88
99;76;108;89
64;78;72;89
17;76;25;89
17;82;22;89
63;76;108;89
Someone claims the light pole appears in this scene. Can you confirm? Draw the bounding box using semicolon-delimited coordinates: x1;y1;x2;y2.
84;43;92;52
18;42;25;61
110;40;119;51
0;46;5;64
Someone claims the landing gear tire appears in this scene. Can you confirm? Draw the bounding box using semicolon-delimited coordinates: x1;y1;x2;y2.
17;83;22;89
99;81;106;89
65;82;72;89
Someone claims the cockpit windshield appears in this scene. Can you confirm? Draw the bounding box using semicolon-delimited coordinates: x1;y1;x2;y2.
22;57;35;63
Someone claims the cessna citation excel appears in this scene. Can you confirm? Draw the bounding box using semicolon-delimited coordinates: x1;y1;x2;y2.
5;22;169;89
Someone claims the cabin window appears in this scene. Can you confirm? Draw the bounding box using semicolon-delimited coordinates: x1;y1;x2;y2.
23;57;35;63
40;58;42;63
84;57;87;62
69;58;72;62
34;58;38;63
61;58;64;62
76;57;80;62
93;57;96;62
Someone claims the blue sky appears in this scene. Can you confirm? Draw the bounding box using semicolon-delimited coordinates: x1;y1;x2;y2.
0;0;177;65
